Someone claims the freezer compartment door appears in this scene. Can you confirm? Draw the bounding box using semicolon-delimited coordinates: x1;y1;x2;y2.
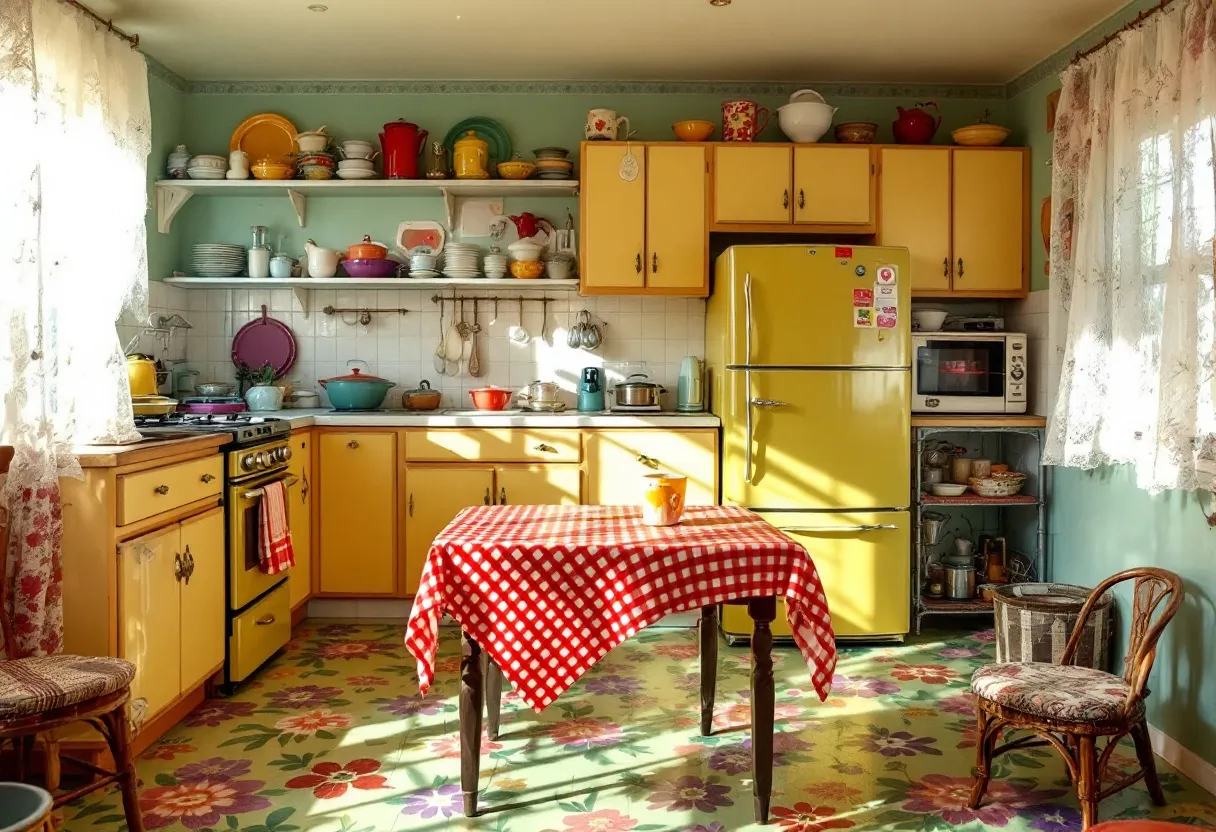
723;369;911;510
718;245;910;368
719;511;910;639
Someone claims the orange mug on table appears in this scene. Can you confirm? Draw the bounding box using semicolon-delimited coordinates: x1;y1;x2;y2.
642;473;687;526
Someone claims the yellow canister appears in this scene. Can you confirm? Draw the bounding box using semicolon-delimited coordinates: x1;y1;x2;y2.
453;130;489;180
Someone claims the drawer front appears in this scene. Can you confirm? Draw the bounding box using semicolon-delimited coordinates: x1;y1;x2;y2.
586;429;718;506
405;429;581;463
118;456;223;525
229;583;291;683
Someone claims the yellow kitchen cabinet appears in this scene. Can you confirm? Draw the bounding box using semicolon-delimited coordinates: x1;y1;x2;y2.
287;432;313;610
495;465;582;507
645;144;708;292
586;430;718;506
118;525;181;722
580;143;646;291
319;432;397;595
178;509;226;692
792;146;874;227
713;145;791;224
952;149;1027;293
878;148;952;293
404;466;494;594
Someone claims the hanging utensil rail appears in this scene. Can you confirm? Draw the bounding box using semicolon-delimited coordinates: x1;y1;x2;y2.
321;306;409;326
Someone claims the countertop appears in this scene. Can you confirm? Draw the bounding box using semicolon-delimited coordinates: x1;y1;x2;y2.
275;409;721;428
75;432;228;468
910;414;1047;428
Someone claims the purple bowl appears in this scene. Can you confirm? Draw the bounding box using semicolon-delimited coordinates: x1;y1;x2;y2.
342;258;399;278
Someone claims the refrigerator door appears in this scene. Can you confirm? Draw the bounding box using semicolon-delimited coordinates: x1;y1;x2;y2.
720;510;911;639
722;368;910;510
716;245;911;368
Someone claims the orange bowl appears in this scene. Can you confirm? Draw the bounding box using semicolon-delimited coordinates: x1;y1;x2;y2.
469;387;514;410
509;260;545;279
672;120;714;142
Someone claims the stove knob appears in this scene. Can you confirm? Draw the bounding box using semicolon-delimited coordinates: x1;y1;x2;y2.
1011;367;1025;381
241;454;255;471
255;452;268;468
282;447;293;462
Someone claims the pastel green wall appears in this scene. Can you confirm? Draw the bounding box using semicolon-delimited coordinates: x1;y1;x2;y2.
147;74;185;281
154;90;1004;277
1005;0;1216;770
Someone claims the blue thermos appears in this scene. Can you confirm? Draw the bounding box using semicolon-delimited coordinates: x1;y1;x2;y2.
578;367;605;412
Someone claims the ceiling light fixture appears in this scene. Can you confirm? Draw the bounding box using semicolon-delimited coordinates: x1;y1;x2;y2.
307;4;328;11
709;0;731;6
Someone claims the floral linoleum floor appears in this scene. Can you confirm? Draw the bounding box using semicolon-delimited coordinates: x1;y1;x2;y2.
64;622;1216;832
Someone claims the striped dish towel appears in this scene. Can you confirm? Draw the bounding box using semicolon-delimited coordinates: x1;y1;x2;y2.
258;480;295;575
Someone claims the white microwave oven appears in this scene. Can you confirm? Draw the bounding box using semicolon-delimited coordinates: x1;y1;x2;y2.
912;332;1027;413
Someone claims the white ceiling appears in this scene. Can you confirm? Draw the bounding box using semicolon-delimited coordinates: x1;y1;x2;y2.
96;0;1129;84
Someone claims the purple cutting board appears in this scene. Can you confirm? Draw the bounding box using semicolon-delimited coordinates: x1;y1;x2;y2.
231;311;296;378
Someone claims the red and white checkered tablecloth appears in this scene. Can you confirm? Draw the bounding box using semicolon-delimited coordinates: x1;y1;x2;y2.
404;504;836;712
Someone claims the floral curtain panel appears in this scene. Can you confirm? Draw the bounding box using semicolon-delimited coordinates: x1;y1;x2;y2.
0;0;149;657
1048;0;1216;493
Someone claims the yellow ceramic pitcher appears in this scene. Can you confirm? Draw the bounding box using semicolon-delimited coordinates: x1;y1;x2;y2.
453;130;489;180
641;473;687;526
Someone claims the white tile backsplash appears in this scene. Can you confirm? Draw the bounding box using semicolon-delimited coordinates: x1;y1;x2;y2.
181;288;706;410
1004;289;1052;417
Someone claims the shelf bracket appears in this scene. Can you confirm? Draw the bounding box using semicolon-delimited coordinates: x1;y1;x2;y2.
292;287;311;319
286;189;306;227
155;185;192;234
438;187;457;228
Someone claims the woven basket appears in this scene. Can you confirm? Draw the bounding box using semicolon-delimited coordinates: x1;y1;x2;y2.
993;583;1114;668
969;471;1026;498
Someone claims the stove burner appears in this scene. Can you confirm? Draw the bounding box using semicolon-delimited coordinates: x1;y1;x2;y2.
135;411;292;447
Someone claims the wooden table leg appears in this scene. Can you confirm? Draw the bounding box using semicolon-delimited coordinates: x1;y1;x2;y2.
460;632;484;817
700;605;717;736
483;653;503;741
749;596;777;825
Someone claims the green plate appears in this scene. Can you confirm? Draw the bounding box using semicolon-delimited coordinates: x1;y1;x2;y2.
443;117;512;176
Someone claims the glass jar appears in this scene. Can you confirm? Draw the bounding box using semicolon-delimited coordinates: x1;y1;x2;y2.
425;140;448;180
248;225;270;278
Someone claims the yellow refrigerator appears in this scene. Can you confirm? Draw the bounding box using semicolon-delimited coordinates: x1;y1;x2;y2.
706;245;912;642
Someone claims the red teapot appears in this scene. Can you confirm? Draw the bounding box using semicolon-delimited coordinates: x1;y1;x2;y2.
379;120;429;179
505;212;554;240
893;102;941;144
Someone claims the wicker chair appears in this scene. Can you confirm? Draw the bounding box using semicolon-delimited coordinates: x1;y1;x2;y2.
968;568;1184;830
0;446;144;831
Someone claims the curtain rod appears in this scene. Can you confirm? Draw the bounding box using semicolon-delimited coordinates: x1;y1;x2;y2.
58;0;139;49
1073;0;1176;64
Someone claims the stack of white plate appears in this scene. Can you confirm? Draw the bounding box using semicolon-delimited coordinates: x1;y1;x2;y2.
483;252;507;279
191;243;246;277
442;243;482;278
187;154;228;180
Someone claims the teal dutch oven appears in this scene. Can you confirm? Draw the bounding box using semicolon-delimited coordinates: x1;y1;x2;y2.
319;362;394;411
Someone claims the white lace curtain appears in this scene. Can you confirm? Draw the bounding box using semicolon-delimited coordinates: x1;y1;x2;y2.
0;0;149;656
1047;0;1216;493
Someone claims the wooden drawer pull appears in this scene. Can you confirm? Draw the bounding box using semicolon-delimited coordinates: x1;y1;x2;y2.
200;473;216;483
255;615;276;626
347;440;359;449
534;443;557;453
636;454;659;469
154;484;170;495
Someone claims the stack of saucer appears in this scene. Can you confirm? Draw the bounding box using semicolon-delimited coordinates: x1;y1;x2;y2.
191;243;246;277
442;243;481;278
187;154;228;180
408;246;439;278
483;251;507;279
533;147;573;180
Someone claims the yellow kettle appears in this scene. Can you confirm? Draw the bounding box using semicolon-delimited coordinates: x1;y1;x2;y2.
126;353;159;397
453;130;489;180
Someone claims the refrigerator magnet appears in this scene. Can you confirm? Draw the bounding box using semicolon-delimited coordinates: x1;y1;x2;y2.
874;283;898;306
853;288;874;307
877;264;898;285
854;307;875;328
877;307;898;328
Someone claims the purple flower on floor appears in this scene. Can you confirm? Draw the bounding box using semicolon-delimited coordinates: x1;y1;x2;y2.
680;824;726;832
773;731;815;764
265;685;344;710
315;623;361;637
648;775;733;813
831;674;900;698
377;695;446;717
938;692;975;716
584;675;643;696
549;717;624;749
939;646;983;659
399;784;462;819
972;629;997;643
1026;804;1082;832
849;726;941;757
708;743;752;775
173;757;252;783
182;700;257;727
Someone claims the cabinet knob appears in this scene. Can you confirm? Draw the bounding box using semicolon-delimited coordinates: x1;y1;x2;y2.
957;257;965;278
408;493;414;517
154;484;170;495
798;189;805;209
255;615;276;626
634;253;642;274
301;473;309;502
534;443;557;453
182;545;194;585
484;487;491;505
499;487;507;505
173;552;184;582
636;453;659;469
943;257;949;277
782;189;789;209
200;473;215;484
347;439;359;449
651;252;658;273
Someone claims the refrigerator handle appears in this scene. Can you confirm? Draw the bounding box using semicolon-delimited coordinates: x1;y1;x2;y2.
778;524;899;533
751;398;788;408
744;272;754;485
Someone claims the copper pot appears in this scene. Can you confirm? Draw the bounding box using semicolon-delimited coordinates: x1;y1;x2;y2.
402;380;442;411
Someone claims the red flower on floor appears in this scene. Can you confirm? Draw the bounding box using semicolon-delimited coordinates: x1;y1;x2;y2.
284;758;389;799
317;640;390;660
655;643;700;661
141;743;196;762
771;802;855;831
889;664;957;685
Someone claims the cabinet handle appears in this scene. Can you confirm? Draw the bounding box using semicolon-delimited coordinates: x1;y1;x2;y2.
408;493;414;517
751;398;789;408
798;189;805;209
173;552;183;582
943;257;949;277
484;487;491;505
182;545;194;585
499;487;507;505
154;484;170;495
301;473;309;503
255;615;276;626
651;252;658;273
634;253;642;274
782;189;789;209
778;524;898;533
200;473;215;484
534;443;557;453
957;258;964;279
636;453;659;469
347;439;359;449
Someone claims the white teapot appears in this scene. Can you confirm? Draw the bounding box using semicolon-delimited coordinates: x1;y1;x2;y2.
304;240;340;278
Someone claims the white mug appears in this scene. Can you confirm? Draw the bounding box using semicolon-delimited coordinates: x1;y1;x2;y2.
586;109;630;141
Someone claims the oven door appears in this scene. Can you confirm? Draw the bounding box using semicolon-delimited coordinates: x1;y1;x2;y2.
229;470;294;611
913;337;1008;412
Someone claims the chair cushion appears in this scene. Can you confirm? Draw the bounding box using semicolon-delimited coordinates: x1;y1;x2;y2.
971;662;1136;723
0;654;135;719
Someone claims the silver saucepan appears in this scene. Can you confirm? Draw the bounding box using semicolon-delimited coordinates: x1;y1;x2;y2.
612;373;665;408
